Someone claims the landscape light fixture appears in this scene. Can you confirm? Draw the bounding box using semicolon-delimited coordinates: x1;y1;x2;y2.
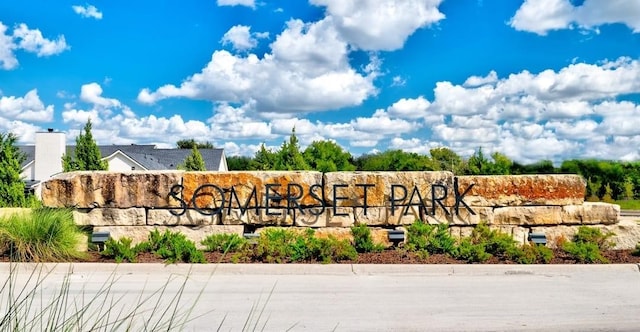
91;231;111;251
387;229;405;246
528;232;547;246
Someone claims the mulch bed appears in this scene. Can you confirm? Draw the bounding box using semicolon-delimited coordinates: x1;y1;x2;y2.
62;248;640;265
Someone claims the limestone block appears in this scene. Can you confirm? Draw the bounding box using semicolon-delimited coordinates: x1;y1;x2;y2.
220;208;258;225
323;171;454;207
73;208;146;226
493;206;563;226
602;218;640;250
446;207;494;226
41;171;184;208
93;225;244;249
561;202;620;225
512;227;529;245
147;209;218;226
530;225;579;248
181;171;324;209
251;207;294;226
456;175;586;207
293;209;329;227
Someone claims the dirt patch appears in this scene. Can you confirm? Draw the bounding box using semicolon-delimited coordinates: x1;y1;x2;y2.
68;248;640;265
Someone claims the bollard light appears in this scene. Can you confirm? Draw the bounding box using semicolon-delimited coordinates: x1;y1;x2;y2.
387;229;405;246
91;231;110;251
527;232;547;246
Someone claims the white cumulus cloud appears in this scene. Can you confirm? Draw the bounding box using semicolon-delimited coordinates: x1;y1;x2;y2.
72;4;103;19
510;0;640;35
12;23;69;57
221;25;267;51
138;18;377;113
217;0;255;9
311;0;445;51
0;89;54;122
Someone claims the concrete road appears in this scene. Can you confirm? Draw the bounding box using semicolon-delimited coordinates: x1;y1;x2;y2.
1;263;639;331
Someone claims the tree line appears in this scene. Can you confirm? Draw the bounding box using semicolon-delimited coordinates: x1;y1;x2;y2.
227;129;640;202
0;125;638;207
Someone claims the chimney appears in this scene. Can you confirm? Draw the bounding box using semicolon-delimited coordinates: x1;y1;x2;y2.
35;129;65;181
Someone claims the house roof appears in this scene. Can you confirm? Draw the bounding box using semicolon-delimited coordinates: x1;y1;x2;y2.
18;144;225;171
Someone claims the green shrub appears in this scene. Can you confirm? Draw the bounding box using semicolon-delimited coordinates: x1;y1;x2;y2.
351;223;384;253
454;238;491;263
101;237;147;263
512;243;554;264
145;229;205;263
406;220;457;256
254;228;297;263
469;223;521;259
0;208;85;262
563;241;608;263
572;226;614;250
633;243;640;257
562;226;613;264
201;233;247;253
254;228;357;263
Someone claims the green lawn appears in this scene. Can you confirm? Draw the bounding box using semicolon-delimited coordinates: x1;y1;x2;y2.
614;200;640;210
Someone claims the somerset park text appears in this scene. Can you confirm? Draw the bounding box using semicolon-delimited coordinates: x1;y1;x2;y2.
168;177;476;219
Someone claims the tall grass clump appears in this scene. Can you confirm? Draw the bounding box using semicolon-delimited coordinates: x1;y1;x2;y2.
0;208;85;262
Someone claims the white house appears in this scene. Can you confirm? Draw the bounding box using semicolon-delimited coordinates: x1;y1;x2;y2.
19;129;228;194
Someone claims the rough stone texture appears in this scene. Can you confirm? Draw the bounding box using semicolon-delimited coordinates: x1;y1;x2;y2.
73;208;146;226
147;209;218;226
92;225;244;249
530;225;578;248
457;175;586;207
41;171;184;208
323;171;454;207
181;171;324;210
446;207;494;226
602;218;640;250
493;206;563;226
561;202;620;225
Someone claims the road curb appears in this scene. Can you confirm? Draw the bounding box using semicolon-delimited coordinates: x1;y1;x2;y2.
1;263;638;276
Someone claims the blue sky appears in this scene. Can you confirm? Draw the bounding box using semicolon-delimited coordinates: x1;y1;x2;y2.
1;0;639;164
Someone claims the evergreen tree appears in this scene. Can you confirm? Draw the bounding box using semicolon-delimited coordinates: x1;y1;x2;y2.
63;119;108;171
303;140;356;172
252;143;276;170
275;127;310;170
178;145;206;171
0;132;27;207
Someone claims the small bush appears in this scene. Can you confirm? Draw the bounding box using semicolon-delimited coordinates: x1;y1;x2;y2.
513;243;554;264
0;208;85;262
563;241;608;263
469;223;521;259
454;238;491;263
146;229;206;263
351;224;384;253
562;227;613;264
406;220;457;256
201;233;247;253
254;228;357;263
632;243;640;257
572;226;615;250
254;228;297;263
101;237;146;263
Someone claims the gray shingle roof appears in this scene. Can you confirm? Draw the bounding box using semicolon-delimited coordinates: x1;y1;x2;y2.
18;144;225;171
